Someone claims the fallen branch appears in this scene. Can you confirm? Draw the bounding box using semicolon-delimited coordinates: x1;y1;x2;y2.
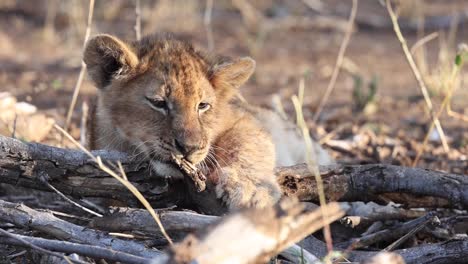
0;233;150;264
0;199;163;258
0;227;84;264
276;164;468;209
1;135;468;210
344;212;439;250
339;202;426;228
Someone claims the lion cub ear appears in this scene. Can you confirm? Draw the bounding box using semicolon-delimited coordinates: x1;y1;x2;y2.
210;57;256;93
83;34;139;88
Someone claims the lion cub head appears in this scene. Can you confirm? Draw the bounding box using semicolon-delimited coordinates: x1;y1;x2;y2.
84;34;255;165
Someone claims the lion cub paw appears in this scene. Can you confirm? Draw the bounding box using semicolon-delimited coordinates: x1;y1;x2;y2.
215;167;281;210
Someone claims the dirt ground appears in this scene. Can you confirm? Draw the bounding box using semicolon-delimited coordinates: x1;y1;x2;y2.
0;0;467;174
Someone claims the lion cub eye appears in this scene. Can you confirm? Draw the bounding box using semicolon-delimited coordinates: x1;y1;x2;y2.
198;102;211;113
145;96;167;112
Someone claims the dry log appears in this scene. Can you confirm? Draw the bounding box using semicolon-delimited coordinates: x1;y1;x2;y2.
0;199;163;258
1;135;468;211
0;135;222;214
0;135;169;203
276;164;468;209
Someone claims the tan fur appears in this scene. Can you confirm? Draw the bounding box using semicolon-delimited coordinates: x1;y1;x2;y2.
84;34;282;210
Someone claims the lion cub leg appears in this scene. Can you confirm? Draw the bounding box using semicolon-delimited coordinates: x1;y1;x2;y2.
210;116;281;210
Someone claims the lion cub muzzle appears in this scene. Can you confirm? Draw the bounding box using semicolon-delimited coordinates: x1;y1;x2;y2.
172;123;207;164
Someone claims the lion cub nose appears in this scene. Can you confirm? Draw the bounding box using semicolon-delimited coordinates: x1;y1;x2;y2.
174;138;200;157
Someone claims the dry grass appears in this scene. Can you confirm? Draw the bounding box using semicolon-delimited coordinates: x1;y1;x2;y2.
386;0;450;157
312;0;358;123
64;0;95;133
291;80;333;256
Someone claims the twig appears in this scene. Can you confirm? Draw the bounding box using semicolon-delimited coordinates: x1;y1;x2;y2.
232;0;263;31
0;232;151;264
43;0;58;41
204;0;214;51
345;201;426;223
79;101;88;147
135;0;141;41
171;153;206;192
412;43;468;166
64;0;95;132
0;227;80;264
410;32;439;54
347;213;437;250
281;244;321;264
54;124;174;245
340;216;374;228
11;113;17;139
36;209;91;222
312;0;358;123
305;230;468;263
271;94;289;120
384;215;440;251
292;90;333;252
38;171;103;217
447;108;468;122
7;250;27;259
301;0;324;13
412;84;453;166
385;0;449;153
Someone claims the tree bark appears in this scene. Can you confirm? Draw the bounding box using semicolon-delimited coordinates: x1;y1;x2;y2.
276;163;468;209
0;135;186;208
1;135;468;212
0;199;163;258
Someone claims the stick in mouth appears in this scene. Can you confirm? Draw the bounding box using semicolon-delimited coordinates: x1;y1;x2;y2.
171;153;207;192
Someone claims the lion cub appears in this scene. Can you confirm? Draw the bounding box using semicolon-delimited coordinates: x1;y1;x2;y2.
84;34;333;210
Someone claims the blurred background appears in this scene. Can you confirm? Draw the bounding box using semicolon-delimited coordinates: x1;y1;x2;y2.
0;0;466;173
